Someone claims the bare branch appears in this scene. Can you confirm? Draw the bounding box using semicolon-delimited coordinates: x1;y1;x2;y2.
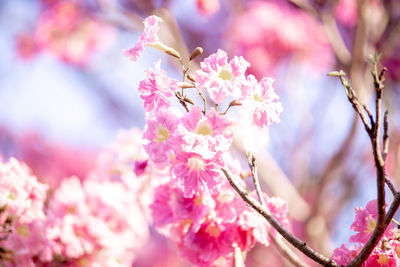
383;110;389;160
221;168;337;267
270;234;310;267
246;153;266;207
332;71;373;133
385;176;397;197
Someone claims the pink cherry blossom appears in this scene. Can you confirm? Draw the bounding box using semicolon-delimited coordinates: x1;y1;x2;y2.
138;60;179;112
331;243;360;265
364;247;399;267
179;106;233;154
124;15;163;61
151;183;215;239
172;151;224;198
143;109;180;168
195;49;249;104
241;75;283;128
350;200;395;244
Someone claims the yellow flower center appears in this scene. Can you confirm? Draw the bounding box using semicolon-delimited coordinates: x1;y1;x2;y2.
377;254;389;265
205;224;221;238
194;196;203;205
253;94;264;102
196;121;213;136
365;217;376;234
218;69;233;81
155;126;169;143
16;225;30;238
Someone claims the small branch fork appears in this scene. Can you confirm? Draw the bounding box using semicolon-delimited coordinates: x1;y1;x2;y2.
328;56;400;267
222;168;337;267
222;58;399;267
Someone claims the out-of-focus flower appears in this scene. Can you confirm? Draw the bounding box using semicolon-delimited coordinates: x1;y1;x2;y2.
43;175;149;266
225;0;333;78
0;158;48;266
334;0;358;27
15;33;41;60
32;1;113;66
196;0;220;16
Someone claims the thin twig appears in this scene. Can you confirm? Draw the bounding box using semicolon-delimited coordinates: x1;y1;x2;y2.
385;176;397;197
246;153;310;267
247;153;266;207
221;168;337;267
332;71;372;133
383;110;389;160
270;234;310;267
340;58;393;267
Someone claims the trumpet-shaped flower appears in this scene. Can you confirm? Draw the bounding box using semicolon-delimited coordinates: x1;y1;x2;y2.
138;60;178;112
241;75;283;128
143;109;180;168
195;49;249;104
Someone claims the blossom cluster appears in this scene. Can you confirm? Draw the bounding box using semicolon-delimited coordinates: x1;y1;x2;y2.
16;0;113;66
0;129;152;266
125;15;288;266
224;0;333;77
331;200;400;266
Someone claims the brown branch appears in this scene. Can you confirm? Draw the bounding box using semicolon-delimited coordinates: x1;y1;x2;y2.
383;110;389;161
246;153;266;207
270;234;310;267
221;168;337;267
329;71;372;133
246;153;310;267
385;176;397;197
331;59;396;267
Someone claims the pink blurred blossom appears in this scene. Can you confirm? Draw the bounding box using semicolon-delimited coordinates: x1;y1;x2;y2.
0;158;48;266
33;1;113;66
196;0;220;16
225;0;333;78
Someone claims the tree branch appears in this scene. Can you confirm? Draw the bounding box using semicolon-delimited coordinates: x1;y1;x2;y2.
221;168;337;267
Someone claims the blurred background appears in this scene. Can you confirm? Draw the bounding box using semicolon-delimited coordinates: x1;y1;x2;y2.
1;0;400;266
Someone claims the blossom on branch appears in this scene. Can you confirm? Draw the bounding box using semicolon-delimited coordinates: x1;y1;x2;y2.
195;49;249;104
138;60;179;113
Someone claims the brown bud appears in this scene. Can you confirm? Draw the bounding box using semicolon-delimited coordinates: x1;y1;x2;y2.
229;100;242;107
178;82;195;89
183;97;194;105
187;74;196;82
190;47;203;61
